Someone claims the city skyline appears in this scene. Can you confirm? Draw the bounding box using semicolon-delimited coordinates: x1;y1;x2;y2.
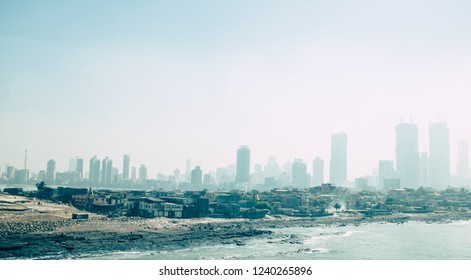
2;1;471;181
1;120;470;189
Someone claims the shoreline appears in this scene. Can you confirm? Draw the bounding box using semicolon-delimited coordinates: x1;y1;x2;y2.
1;211;471;259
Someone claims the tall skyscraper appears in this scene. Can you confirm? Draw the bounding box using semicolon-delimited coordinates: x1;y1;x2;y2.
329;133;347;185
395;123;419;188
111;167;119;184
15;169;29;184
203;173;212;185
186;158;192;182
378;160;395;189
6;166;15;180
76;157;84;180
139;164;147;180
265;156;279;175
89;156;101;184
131;166;137;180
123;154;130;180
191;166;203;185
173;169;181;182
69;158;77;172
428;122;450;188
291;158;307;188
46;159;56;183
457;140;469;178
100;157;113;184
312;157;324;186
236;145;250;183
105;159;113;184
24;149;28;170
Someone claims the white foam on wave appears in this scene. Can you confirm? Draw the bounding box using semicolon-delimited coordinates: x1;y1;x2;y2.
304;235;331;243
451;220;471;225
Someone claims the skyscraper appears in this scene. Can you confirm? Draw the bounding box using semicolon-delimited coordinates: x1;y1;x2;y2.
378;160;395;189
105;159;113;184
76;157;84;180
457;140;469;179
46;159;56;183
329;133;347;185
186;158;192;182
174;168;181;182
395;123;419;188
236;145;250;183
428;122;450;188
191;166;203;185
312;157;324;186
139;164;147;180
265;156;281;179
24;149;27;170
69;158;77;172
101;157;112;184
292;158;307;188
203;173;212;185
6;166;15;180
123;154;130;180
89;156;101;184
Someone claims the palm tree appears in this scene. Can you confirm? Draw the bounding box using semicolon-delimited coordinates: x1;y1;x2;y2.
35;181;46;191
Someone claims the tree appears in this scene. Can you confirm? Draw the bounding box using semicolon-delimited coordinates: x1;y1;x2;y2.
35;181;54;199
35;181;46;191
333;202;342;212
254;201;272;211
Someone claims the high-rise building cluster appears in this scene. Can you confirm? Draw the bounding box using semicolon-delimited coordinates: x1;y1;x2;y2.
1;122;469;189
389;122;453;189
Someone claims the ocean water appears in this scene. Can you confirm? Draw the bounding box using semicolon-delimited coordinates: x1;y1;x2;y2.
91;220;471;260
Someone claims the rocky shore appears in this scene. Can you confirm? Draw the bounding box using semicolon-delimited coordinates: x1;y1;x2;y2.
2;210;471;259
0;217;271;259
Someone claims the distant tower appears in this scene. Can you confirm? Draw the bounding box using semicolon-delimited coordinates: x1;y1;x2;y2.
89;156;101;184
329;133;347;185
428;122;450;188
174;169;181;182
186;158;192;182
395;123;419;188
105;159;113;184
101;157;113;184
378;160;395;189
291;158;307;188
131;167;137;180
123;154;130;180
191;166;203;185
203;174;212;185
6;166;15;180
264;156;280;179
139;164;147;180
312;157;324;186
46;159;56;183
457;140;469;178
236;145;250;183
76;157;84;180
24;149;28;170
69;158;77;172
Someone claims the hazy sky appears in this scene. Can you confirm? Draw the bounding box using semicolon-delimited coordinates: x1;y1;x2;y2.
1;0;471;179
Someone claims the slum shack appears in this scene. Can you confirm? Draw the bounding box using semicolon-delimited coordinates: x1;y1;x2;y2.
72;213;89;219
